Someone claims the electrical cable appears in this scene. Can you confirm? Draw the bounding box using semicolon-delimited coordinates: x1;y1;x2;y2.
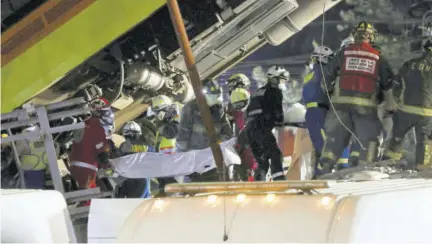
112;60;125;102
318;1;366;150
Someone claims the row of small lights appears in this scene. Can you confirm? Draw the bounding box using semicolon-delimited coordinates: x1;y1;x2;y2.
152;194;334;211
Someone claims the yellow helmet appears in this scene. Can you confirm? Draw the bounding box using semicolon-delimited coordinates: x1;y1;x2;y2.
353;21;376;43
1;133;8;138
230;88;250;110
151;95;173;111
228;73;251;92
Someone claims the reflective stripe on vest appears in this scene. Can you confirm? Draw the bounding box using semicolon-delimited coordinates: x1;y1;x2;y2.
192;123;221;133
159;137;176;154
399;104;432;117
331;96;376;107
192;124;206;133
344;50;380;60
70;161;98;171
20;141;48;171
248;109;262;116
306;102;318;108
131;144;148;153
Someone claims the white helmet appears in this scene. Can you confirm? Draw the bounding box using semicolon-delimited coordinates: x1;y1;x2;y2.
311;46;334;64
267;66;290;80
123;121;142;137
340;36;354;48
267;66;290;91
151;95;173;111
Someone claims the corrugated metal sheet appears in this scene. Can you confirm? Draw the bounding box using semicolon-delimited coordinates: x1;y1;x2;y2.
318;179;432;196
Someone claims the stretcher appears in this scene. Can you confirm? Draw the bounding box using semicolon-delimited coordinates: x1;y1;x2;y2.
108;138;241;179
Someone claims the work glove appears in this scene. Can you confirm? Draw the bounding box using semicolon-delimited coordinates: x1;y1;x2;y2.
97;168;118;178
383;99;398;113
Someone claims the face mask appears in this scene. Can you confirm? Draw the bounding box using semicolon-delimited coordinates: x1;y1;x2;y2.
205;94;222;106
278;83;287;91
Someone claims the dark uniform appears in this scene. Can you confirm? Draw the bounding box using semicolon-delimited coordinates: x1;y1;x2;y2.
319;41;394;171
118;139;150;198
245;83;284;181
384;50;432;169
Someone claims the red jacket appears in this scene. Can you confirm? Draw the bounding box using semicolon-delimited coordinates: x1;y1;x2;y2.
70;117;110;167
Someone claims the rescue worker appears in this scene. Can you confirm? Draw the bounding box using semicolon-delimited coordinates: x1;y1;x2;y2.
303;45;352;174
338;35;388;167
16;125;59;189
319;21;397;174
226;73;251;134
69;98;112;202
245;65;288;181
148;95;181;154
229;87;257;181
383;39;432;170
176;79;233;181
225;73;257;180
117;121;151;198
147;95;181;194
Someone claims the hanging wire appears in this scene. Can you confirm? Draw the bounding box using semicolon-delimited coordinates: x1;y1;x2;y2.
319;1;367;150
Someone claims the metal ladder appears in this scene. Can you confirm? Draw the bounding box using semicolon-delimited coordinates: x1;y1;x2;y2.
0;97;113;220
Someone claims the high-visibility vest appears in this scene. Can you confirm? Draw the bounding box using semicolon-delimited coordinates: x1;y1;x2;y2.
332;42;380;107
158;137;175;154
20;141;49;171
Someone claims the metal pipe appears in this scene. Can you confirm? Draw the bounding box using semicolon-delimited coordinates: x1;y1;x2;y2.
165;180;329;194
7;129;26;189
166;0;226;180
1;107;90;130
36;107;65;193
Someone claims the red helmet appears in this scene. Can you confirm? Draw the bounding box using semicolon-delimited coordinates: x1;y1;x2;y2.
92;97;110;110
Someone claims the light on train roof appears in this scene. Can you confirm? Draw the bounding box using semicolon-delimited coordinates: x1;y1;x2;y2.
152;198;166;212
264;193;277;204
206;194;219;207
319;196;334;209
235;194;247;204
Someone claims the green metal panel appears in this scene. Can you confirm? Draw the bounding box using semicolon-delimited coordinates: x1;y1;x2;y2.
1;0;165;113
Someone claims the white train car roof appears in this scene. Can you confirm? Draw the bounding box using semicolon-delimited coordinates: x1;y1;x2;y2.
88;179;432;243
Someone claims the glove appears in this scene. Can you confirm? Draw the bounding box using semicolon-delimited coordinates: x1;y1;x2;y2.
97;168;118;178
383;99;398;113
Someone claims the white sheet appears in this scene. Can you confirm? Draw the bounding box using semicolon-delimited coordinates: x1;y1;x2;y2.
110;138;240;178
